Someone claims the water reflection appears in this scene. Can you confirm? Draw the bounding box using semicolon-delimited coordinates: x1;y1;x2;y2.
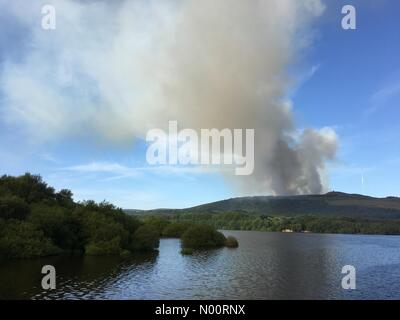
0;252;158;299
1;231;400;299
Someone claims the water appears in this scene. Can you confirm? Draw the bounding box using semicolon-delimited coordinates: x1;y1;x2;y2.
1;231;400;299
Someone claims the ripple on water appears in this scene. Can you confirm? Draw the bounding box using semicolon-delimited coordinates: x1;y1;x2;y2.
2;231;400;299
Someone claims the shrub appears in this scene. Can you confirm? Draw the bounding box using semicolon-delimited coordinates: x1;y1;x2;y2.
0;173;56;204
132;224;160;251
0;196;30;220
143;216;170;236
0;220;60;258
225;236;239;248
28;204;67;238
180;248;194;255
80;209;129;250
162;221;193;238
85;237;122;256
0;174;160;259
120;249;132;258
181;224;226;249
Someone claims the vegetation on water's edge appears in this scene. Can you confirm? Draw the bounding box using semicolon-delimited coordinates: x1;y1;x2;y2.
0;174;237;259
0;174;161;259
138;218;238;253
139;212;400;236
5;172;398;260
181;224;226;249
180;247;194;255
225;236;239;248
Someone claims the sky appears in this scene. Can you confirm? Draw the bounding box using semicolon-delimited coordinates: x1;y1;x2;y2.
0;0;399;209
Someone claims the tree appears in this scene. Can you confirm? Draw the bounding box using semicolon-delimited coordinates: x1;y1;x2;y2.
0;174;161;259
181;224;226;249
0;220;59;258
56;189;74;207
0;196;30;220
132;224;160;251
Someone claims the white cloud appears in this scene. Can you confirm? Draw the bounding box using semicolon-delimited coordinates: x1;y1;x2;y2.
0;0;337;195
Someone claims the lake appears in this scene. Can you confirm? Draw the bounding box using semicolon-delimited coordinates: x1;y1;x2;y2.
1;230;400;299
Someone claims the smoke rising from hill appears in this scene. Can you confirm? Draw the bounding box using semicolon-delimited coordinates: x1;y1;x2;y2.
0;0;337;195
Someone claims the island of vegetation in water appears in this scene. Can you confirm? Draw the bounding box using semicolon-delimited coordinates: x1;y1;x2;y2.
0;174;238;259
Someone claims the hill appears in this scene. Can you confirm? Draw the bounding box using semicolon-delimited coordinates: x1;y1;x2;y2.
128;192;400;220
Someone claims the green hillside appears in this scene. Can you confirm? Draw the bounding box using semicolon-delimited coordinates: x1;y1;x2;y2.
128;192;400;220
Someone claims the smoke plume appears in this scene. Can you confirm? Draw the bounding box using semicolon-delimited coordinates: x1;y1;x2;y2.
0;0;337;195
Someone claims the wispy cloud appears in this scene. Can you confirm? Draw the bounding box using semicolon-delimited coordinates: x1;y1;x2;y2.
40;153;58;163
64;162;134;173
289;63;321;96
62;161;223;181
366;82;400;115
302;64;321;83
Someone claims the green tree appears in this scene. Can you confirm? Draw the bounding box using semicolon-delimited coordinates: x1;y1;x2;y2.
0;220;59;258
132;224;160;251
181;224;226;249
0;196;30;220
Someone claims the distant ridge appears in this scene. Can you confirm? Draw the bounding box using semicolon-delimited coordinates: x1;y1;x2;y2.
126;192;400;219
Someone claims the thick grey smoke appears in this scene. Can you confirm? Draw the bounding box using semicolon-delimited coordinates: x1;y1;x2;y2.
0;0;337;195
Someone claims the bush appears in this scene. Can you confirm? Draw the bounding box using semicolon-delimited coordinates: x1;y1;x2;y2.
132;224;160;251
0;173;56;204
143;216;170;236
0;174;161;259
181;224;226;249
120;249;132;258
85;237;122;256
0;196;30;220
0;220;60;258
225;236;239;248
162;221;193;238
180;248;194;255
28;204;67;237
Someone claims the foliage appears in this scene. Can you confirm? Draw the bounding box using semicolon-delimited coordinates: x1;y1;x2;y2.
142;216;170;236
181;224;226;249
131;224;160;251
0;220;60;258
180;247;194;255
144;211;400;235
140;192;400;220
0;174;56;204
0;196;30;220
225;236;239;248
162;221;193;238
0;174;159;259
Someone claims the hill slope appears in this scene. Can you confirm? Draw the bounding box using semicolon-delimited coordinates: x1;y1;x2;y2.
129;192;400;219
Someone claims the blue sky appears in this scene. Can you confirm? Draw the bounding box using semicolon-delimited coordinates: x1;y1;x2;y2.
0;0;399;209
296;0;400;198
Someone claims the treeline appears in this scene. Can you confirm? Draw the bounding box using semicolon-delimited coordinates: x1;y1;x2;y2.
0;174;159;259
140;212;400;235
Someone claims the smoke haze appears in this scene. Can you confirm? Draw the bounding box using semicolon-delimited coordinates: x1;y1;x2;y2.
0;0;337;195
